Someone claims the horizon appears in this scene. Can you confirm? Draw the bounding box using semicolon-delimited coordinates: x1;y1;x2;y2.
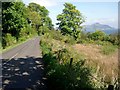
83;22;117;29
23;0;118;29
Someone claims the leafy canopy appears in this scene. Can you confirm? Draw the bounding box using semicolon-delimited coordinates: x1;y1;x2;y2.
57;3;85;40
2;1;53;48
28;3;53;31
2;2;27;39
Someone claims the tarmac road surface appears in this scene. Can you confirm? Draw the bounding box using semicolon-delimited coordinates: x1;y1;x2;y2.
1;37;47;90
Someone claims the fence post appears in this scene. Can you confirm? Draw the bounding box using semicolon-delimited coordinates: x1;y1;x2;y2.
69;58;73;67
107;85;114;90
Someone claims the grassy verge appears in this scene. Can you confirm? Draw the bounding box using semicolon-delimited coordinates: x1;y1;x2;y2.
0;37;35;54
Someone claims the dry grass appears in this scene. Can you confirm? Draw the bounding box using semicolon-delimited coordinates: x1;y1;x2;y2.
73;44;118;84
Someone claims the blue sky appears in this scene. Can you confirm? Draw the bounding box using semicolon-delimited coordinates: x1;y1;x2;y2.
23;0;119;28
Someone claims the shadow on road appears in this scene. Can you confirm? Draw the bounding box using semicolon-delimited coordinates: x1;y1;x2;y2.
2;57;47;90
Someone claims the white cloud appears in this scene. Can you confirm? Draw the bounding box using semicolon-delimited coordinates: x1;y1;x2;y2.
70;0;119;2
30;0;58;7
25;0;119;6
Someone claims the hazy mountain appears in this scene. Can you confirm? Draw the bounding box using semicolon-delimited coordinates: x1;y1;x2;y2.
83;23;118;34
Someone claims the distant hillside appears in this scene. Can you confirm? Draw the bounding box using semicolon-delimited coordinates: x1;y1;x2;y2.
83;23;118;34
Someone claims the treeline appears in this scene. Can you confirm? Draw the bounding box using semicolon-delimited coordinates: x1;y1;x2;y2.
80;30;120;46
2;1;119;49
2;1;53;49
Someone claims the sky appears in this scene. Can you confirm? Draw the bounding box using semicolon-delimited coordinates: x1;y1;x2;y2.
22;0;119;28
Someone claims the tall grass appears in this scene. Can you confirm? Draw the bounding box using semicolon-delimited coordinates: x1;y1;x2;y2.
101;45;117;55
40;32;105;89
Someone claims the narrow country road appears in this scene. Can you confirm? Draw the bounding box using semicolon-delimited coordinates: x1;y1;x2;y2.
2;37;47;90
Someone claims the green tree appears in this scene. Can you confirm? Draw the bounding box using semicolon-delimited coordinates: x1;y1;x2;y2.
27;9;41;31
2;2;27;40
28;3;53;33
57;3;85;40
2;2;33;48
88;30;106;41
2;1;53;48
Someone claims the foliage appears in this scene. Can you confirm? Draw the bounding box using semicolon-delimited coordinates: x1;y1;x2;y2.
40;34;103;89
28;2;49;16
79;30;119;46
88;30;106;41
40;30;76;45
62;35;76;44
2;33;16;48
39;26;49;35
101;45;117;55
2;2;28;48
27;10;41;29
109;34;120;45
46;58;94;90
28;3;53;32
57;3;85;40
2;2;28;40
2;1;53;49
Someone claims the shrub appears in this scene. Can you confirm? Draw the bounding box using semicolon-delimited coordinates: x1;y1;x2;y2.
62;35;76;44
41;30;76;45
48;30;63;41
88;30;106;41
77;39;87;44
46;60;94;90
40;40;52;55
42;47;95;90
3;33;16;48
109;34;119;45
39;26;49;35
94;41;112;46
